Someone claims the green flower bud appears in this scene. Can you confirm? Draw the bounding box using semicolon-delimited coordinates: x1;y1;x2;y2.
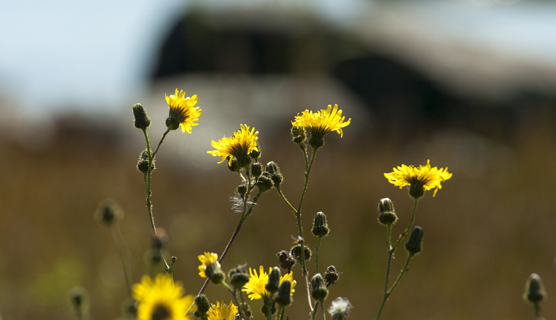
324;265;339;286
265;267;281;294
228;157;241;173
290;244;312;263
205;263;225;284
275;279;292;307
309;133;325;150
68;286;89;318
137;149;155;174
377;198;397;226
229;265;250;290
251;162;262;178
237;184;248;196
94;199;123;226
405;226;424;255
312;211;330;237
276;250;296;272
249;146;261;161
256;175;274;193
133;103;151;130
266;161;283;188
194;294;211;318
524;273;545;303
151;229;168;250
291;126;307;145
311;273;329;302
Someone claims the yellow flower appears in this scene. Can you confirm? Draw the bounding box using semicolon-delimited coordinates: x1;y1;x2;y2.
132;274;196;320
384;160;452;198
242;266;296;300
207;124;259;167
291;104;351;148
198;252;220;278
165;88;201;133
207;301;238;320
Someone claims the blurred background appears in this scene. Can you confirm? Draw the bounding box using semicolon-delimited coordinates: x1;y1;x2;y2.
1;0;556;319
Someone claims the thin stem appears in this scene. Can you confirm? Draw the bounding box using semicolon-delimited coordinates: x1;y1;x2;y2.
315;236;322;273
141;129;171;272
375;225;393;320
392;198;419;251
534;301;540;319
191;191;263;312
310;301;320;320
321;300;326;320
276;188;298;216
387;253;413;296
109;225;134;297
152;129;171;158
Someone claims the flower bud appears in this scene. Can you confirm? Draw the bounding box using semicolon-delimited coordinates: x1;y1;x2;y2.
94;199;123;226
194;294;210;319
311;273;329;301
137;149;155;174
249;146;261;161
377;198;397;226
276;250;296;272
524;273;545;303
133;103;151;130
309;133;325;150
151;229;168;250
405;226;424;255
291;126;307;145
324;265;339;286
229;265;250;290
290;244;312;263
206;264;225;284
69;286;89;318
265;267;281;294
256;175;274;193
266;161;283;188
228;157;241;173
274;280;292;307
237;184;248;196
312;211;330;237
251;162;262;178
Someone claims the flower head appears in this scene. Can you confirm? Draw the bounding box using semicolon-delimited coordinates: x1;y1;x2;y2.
328;297;352;320
291;104;351;149
384;160;452;198
198;252;221;279
207;301;238;320
132;274;195;320
207;124;259;167
165;89;201;133
242;266;296;300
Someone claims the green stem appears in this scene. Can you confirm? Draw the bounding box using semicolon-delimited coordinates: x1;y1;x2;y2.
310;301;320;320
315;236;322;273
276;188;298;216
534;301;540;319
297;149;319;310
109;225;134;297
321;300;326;320
192;191;263;306
392;198;419;251
141;129;171;272
375;225;393;320
387;253;413;296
